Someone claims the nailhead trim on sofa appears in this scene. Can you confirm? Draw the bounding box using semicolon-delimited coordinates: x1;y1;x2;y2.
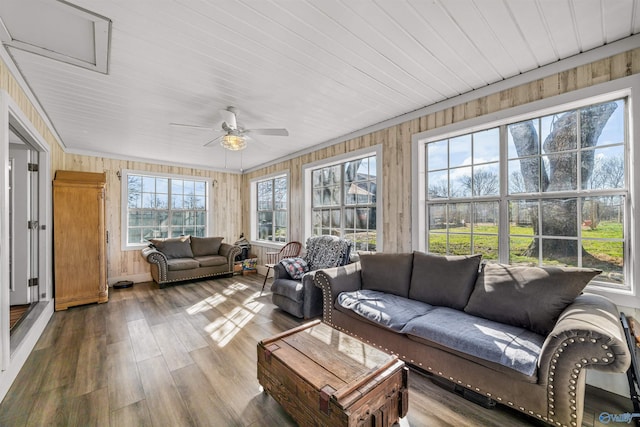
317;275;625;427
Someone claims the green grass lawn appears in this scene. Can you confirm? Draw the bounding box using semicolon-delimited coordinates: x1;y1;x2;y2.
429;221;624;268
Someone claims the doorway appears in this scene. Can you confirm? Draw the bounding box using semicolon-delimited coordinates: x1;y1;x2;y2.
0;85;54;401
8;132;41;337
8;137;40;334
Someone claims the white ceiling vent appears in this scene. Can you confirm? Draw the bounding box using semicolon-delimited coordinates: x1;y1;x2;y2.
0;0;111;74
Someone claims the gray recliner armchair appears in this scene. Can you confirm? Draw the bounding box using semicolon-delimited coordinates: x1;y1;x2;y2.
270;235;351;319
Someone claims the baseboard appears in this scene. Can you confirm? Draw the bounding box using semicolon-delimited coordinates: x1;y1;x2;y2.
108;273;151;286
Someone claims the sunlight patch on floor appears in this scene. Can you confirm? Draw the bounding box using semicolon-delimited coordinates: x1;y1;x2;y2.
223;282;249;294
206;301;265;347
195;281;265;347
185;293;227;314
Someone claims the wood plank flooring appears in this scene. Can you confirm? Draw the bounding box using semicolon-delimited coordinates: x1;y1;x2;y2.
0;275;632;426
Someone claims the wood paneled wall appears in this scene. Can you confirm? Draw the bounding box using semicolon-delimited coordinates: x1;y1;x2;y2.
56;155;243;282
4;48;640;281
0;58;66;177
3;57;244;283
244;48;640;263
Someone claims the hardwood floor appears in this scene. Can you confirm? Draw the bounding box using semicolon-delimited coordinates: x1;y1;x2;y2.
0;275;632;426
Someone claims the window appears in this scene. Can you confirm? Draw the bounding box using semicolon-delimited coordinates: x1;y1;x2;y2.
122;171;209;248
421;95;629;290
256;175;288;243
309;152;378;251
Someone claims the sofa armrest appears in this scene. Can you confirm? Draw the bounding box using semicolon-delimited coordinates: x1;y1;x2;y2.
301;271;323;319
314;262;362;325
218;243;239;258
219;243;242;270
141;247;169;282
538;293;630;425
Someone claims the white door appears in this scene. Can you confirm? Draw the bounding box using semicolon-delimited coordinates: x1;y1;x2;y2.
9;145;29;306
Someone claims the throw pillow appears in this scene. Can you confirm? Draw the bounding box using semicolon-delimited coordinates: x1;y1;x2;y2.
149;236;194;260
280;257;309;280
360;253;414;298
464;263;602;335
409;252;483;310
190;236;224;257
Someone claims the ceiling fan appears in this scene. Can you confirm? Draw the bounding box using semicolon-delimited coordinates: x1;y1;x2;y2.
171;106;289;151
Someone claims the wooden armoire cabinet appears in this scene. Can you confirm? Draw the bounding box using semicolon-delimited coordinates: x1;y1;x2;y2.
53;171;108;311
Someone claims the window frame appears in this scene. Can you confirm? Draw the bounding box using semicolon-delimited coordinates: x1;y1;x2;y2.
120;169;211;250
303;145;383;251
412;76;639;306
250;172;289;246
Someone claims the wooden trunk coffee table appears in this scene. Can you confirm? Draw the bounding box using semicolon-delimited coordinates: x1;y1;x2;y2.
257;319;408;427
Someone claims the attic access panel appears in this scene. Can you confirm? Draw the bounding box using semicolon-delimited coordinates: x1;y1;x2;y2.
0;0;111;74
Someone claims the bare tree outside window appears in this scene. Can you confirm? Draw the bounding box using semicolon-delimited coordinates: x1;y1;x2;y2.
508;101;619;265
126;173;208;244
256;176;288;243
311;155;377;250
459;169;499;197
425;98;626;286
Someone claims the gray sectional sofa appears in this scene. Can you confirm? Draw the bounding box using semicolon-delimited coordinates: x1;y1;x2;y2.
314;252;631;427
141;236;241;287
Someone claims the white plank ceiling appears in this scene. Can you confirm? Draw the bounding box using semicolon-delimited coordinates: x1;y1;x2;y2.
1;0;640;172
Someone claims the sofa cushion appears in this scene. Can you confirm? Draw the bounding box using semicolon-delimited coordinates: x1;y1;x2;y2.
465;263;601;335
360;253;414;298
337;289;434;332
150;236;194;259
190;236;223;257
195;255;227;267
166;258;200;271
280;257;309;280
409;252;482;310
402;307;545;377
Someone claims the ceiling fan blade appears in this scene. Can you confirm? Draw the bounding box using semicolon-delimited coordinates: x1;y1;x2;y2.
169;122;215;130
245;128;289;136
203;135;224;147
219;108;237;130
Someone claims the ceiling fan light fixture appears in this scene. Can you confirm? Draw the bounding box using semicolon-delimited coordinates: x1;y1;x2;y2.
221;134;246;151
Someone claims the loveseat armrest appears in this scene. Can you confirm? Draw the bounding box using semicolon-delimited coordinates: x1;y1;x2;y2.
314;262;362;325
141;247;169;283
219;243;242;270
538;293;630;426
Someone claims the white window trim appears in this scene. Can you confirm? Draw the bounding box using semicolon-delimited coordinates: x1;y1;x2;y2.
250;170;290;249
120;169;211;251
412;75;640;308
302;145;383;249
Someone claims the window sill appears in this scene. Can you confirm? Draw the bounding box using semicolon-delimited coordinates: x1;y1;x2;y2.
122;243;149;251
250;240;286;250
585;284;640;309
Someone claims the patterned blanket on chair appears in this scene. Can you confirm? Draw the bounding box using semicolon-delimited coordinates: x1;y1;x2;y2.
304;235;352;271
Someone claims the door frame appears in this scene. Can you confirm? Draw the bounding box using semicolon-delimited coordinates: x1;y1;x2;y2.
0;90;53;373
